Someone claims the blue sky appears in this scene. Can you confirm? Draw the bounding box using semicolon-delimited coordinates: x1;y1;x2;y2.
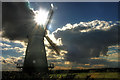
30;2;118;31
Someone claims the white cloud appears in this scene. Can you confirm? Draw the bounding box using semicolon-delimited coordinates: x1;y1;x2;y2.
1;37;27;55
53;20;118;34
0;43;11;47
45;30;63;46
51;20;119;68
2;56;25;71
2;37;11;43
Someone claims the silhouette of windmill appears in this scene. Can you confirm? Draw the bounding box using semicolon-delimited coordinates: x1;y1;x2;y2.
17;4;60;72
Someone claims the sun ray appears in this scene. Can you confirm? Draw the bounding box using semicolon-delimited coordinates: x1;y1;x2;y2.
34;9;49;25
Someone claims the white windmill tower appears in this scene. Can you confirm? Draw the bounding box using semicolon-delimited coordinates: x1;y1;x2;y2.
22;4;60;72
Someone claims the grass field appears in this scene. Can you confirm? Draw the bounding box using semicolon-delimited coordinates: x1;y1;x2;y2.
2;69;120;80
49;72;119;79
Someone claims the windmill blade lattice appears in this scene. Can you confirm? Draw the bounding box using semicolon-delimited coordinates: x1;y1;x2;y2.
45;35;60;55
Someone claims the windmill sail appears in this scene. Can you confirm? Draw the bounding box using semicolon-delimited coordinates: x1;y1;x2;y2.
44;4;54;33
44;4;60;55
45;36;60;55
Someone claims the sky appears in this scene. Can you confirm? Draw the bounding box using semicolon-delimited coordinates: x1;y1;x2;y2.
1;2;120;71
30;2;118;32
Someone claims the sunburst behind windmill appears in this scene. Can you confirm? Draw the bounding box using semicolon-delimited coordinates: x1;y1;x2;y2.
17;4;60;72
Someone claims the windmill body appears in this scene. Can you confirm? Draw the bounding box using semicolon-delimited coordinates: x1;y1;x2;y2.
23;26;48;72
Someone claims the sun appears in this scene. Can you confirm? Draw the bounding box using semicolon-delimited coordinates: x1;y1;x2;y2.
34;9;49;25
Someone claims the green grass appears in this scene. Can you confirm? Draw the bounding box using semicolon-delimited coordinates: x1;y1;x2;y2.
2;71;120;80
49;72;119;79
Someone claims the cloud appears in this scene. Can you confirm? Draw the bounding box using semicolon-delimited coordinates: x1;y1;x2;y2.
1;37;26;58
54;66;71;70
2;2;35;41
2;56;25;71
92;64;105;68
53;20;119;64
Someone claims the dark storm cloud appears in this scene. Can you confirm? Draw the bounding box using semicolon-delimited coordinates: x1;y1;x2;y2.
2;2;35;41
53;20;119;63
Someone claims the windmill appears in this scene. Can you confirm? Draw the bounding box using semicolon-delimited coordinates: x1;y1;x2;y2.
17;4;60;72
